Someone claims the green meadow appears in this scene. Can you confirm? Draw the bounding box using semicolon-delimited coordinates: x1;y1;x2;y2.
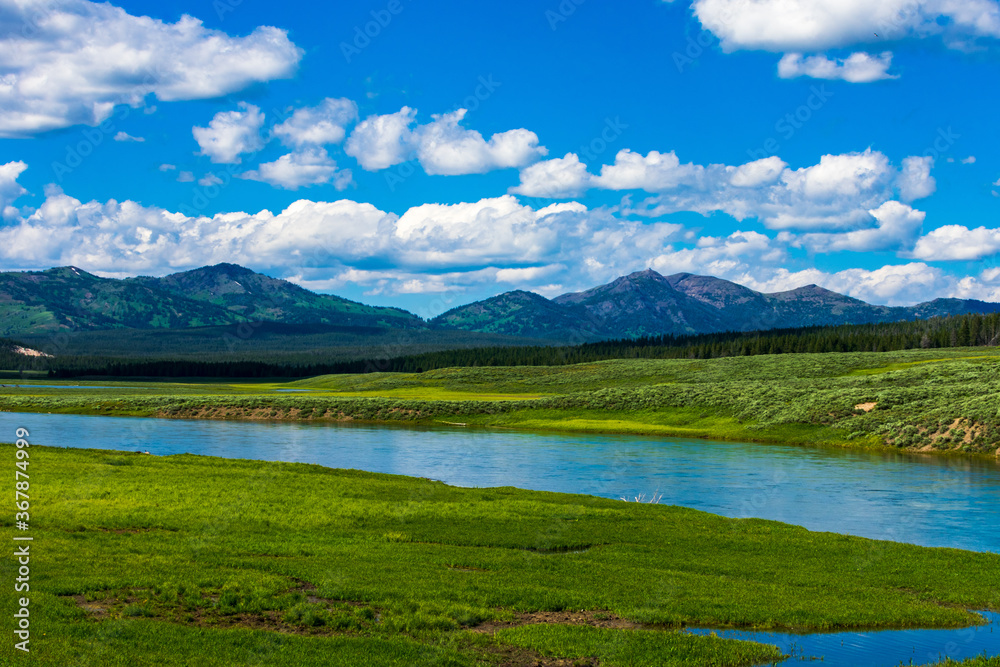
4;347;1000;456
2;445;999;666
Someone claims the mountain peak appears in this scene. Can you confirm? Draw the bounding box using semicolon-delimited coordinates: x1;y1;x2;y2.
45;266;97;279
772;283;853;300
204;262;255;274
431;288;604;340
628;268;663;279
186;263;259;280
552;268;728;336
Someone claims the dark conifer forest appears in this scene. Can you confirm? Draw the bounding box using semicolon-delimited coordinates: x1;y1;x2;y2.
3;312;999;379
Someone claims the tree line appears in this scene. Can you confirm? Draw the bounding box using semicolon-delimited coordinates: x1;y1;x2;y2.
4;311;1000;379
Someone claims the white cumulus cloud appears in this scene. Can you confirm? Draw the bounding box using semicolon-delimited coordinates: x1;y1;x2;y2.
796;201;926;253
592;150;706;192
691;0;1000;52
911;225;1000;260
414;109;547;175
345;106;546;175
510;153;592;198
0;161;28;211
897;156;936;202
192;103;265;164
344;107;417;171
651;230;787;278
393;195;575;266
680;149;925;230
0;0;302;137
520;147;932;232
273;98;358;148
241;149;353;191
689;0;1000;82
777;52;897;83
729;157;788;188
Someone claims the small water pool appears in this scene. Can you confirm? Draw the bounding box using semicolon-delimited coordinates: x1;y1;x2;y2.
688;611;999;666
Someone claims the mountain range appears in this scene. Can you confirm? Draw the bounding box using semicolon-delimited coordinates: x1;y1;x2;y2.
433;269;1000;340
2;263;999;343
0;264;422;338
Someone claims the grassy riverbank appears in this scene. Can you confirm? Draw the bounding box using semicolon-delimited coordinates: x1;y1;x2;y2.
3;347;1000;456
2;445;1000;665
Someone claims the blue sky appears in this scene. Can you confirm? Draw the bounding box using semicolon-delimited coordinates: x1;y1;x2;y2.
1;0;999;317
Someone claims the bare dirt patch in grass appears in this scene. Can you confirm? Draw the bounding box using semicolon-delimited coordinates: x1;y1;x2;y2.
473;609;643;634
461;632;601;667
70;594;109;618
484;642;599;667
65;582;380;637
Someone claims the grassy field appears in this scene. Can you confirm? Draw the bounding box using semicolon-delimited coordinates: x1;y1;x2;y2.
3;347;1000;456
2;445;1000;666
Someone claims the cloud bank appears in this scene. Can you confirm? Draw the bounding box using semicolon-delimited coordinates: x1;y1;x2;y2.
2;160;999;309
514;148;935;232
